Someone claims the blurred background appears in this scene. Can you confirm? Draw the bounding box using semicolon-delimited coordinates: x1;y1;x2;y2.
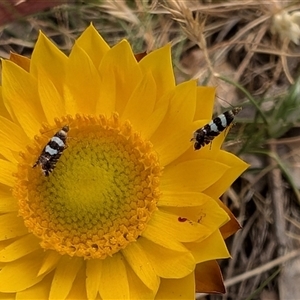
1;1;300;299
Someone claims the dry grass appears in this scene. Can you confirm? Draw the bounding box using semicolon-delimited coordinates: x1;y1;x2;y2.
1;1;300;299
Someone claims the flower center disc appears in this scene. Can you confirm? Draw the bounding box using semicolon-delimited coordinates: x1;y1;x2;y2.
16;114;161;259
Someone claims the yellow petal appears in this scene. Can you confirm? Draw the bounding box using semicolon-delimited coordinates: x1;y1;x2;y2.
99;253;129;299
194;86;215;120
86;259;102;300
195;260;225;293
0;117;29;151
37;251;61;276
127;263;156;299
98;40;142;115
75;24;110;68
186;230;230;263
0;159;16;187
158;191;213;208
0;213;28;241
9;53;30;72
165;123;219;165
204;151;249;198
0;292;15;299
0;147;18;163
63;84;78;116
193;198;230;231
156;272;195;299
146;210;209;243
95;67;116;115
66;266;87;300
0;159;15;188
139;237;195;278
142;222;189;252
161;199;230;239
139;91;169;139
37;67;66;123
30;32;68;92
122;241;160;292
153;122;198;167
15;274;51;299
151;81;197;166
0;191;18;213
161;159;229;193
0;87;11;120
139;44;175;99
49;256;82;300
121;72;156;133
1;60;44;138
0;234;40;262
66;43;101;114
0;250;46;292
0;240;14;253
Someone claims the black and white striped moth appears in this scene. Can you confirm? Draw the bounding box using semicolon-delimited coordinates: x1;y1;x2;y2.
191;107;242;150
33;125;69;176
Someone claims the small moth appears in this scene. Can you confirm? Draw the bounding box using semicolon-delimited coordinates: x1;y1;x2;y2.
191;107;242;150
33;125;69;176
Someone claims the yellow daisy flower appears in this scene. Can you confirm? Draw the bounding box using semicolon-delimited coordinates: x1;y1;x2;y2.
0;24;248;299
